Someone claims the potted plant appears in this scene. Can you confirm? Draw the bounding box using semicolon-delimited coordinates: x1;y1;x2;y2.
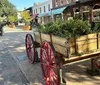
8;15;17;28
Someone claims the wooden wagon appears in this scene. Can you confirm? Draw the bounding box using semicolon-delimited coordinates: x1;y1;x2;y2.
25;26;100;85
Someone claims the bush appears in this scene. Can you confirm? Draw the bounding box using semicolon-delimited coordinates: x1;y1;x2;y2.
36;19;91;38
90;22;100;33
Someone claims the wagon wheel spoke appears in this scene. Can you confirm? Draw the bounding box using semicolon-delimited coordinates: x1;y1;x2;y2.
42;48;49;61
28;49;32;60
46;69;58;85
48;47;52;60
40;41;59;85
45;43;49;57
42;44;52;61
25;34;35;63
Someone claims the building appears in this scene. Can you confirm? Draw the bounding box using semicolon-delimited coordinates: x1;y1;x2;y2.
31;0;100;24
17;11;22;20
26;7;33;18
32;0;52;24
52;0;100;22
51;0;79;21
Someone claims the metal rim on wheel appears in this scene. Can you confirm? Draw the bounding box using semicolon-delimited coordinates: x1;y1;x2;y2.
40;41;59;85
25;34;35;63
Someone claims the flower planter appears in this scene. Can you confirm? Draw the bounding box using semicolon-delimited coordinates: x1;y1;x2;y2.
22;25;30;30
9;24;16;28
34;32;100;57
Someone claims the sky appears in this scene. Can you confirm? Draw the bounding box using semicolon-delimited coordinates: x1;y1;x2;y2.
8;0;47;11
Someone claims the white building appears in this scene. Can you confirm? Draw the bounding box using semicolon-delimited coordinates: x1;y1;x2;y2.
32;0;52;24
17;11;22;20
17;11;25;25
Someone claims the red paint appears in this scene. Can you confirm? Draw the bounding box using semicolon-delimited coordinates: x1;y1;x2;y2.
58;0;60;6
25;34;35;63
40;41;58;85
63;0;66;5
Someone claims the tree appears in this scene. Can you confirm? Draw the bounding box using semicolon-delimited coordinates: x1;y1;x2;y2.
8;15;17;22
0;0;17;22
20;10;31;24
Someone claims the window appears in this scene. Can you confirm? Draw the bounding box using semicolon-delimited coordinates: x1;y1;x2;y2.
48;4;50;11
60;0;63;5
40;7;41;13
36;9;37;13
66;0;71;4
68;0;72;3
44;6;46;12
55;0;58;7
34;10;35;14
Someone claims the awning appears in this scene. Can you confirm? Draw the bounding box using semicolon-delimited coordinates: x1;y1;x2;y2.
38;12;51;17
51;7;66;15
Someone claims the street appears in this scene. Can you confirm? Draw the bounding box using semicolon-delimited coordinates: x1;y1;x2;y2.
0;26;44;85
0;26;100;85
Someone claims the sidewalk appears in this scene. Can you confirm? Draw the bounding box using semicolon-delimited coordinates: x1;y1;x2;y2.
0;27;44;85
0;39;29;85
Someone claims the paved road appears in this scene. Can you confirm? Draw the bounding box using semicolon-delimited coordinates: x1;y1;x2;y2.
0;26;44;85
0;26;100;85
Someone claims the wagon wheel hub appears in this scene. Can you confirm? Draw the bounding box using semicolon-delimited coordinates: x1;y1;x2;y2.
46;62;56;69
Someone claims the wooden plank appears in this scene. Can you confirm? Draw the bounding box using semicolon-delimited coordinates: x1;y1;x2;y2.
41;33;51;42
63;56;96;66
52;35;66;47
76;35;88;42
53;43;67;56
69;38;76;54
34;32;100;58
98;33;100;49
76;33;97;53
63;51;100;65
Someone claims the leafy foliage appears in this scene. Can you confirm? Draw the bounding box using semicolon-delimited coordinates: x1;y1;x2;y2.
8;15;17;22
91;22;100;32
20;10;31;24
0;0;17;21
37;19;91;38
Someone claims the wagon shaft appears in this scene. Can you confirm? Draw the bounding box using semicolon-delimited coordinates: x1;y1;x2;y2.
63;51;100;66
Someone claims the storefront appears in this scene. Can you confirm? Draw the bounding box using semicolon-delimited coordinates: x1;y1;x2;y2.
38;12;51;24
51;7;66;21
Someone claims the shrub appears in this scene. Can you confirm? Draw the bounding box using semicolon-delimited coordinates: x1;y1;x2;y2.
90;22;100;33
36;19;91;38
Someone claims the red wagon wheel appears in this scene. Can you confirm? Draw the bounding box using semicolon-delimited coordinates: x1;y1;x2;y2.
93;56;100;69
40;41;60;85
25;34;35;64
